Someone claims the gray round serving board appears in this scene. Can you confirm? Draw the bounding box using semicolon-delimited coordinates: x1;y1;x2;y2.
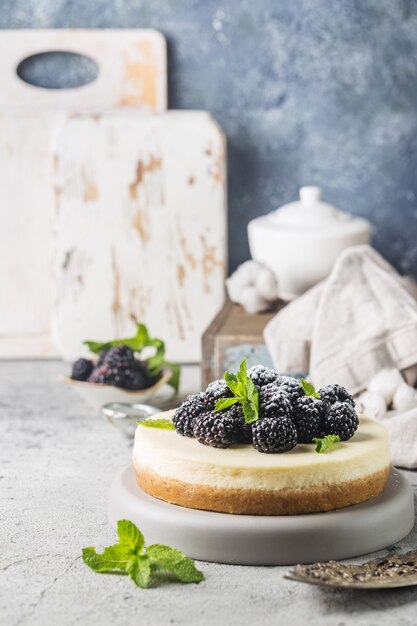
108;466;415;566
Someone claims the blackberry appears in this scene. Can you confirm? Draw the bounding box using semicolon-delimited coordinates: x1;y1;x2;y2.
259;384;292;420
104;345;135;369
319;384;355;408
88;364;112;384
223;403;253;443
248;365;280;388
237;422;253;444
121;361;151;390
87;360;149;390
323;401;359;441
88;364;125;387
192;411;238;448
252;416;297;453
97;349;109;367
293;396;326;443
173;393;207;437
71;358;94;381
276;376;304;407
204;379;233;410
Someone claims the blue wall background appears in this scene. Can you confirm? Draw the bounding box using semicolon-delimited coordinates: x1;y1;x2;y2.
2;0;417;277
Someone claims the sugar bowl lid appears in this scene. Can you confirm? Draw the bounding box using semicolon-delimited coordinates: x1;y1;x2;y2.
267;186;370;234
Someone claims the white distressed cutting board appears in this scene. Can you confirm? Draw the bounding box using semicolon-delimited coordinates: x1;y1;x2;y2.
0;29;167;110
0;29;166;358
52;111;226;362
0;29;226;362
0;112;57;356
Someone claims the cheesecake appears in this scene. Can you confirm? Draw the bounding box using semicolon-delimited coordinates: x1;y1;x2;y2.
133;411;390;515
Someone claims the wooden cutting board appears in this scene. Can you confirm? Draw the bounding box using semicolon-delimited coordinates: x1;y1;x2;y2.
0;29;226;362
52;111;226;362
0;29;167;110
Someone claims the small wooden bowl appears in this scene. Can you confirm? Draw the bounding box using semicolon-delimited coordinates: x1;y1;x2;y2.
62;368;174;412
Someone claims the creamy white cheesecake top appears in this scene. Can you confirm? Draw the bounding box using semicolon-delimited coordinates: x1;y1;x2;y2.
133;411;390;491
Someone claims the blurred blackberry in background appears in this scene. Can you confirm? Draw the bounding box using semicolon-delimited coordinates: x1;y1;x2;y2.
71;358;94;381
88;364;113;384
104;345;135;369
122;361;152;390
96;349;109;367
87;350;152;390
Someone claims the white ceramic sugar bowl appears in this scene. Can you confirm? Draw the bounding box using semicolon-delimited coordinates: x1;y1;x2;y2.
248;186;371;300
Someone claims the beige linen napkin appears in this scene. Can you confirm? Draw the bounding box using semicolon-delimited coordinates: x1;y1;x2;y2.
264;282;323;376
264;245;417;396
264;245;417;468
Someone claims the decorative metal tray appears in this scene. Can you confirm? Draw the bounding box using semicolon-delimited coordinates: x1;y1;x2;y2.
286;550;417;589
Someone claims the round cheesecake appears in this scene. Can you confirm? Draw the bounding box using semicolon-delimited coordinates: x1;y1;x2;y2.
133;411;391;515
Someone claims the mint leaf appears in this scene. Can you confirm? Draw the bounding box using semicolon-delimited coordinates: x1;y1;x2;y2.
102;544;133;565
224;371;241;395
137;418;175;430
144;337;165;376
146;544;204;584
126;555;152;588
313;434;341;453
218;359;260;424
224;371;237;384
82;547;111;572
301;378;320;399
246;377;259;407
238;358;248;384
241;400;258;424
82;520;204;589
117;520;144;551
221;360;262;424
83;340;110;354
84;322;181;394
82;546;131;572
214;397;239;412
164;361;181;394
84;323;149;354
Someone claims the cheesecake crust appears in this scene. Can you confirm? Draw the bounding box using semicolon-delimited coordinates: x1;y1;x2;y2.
134;464;390;515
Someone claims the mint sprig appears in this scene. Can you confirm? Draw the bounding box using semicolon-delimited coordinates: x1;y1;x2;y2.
82;520;204;588
214;397;239;411
84;323;180;394
312;434;341;453
137;417;175;430
301;378;321;399
214;359;259;424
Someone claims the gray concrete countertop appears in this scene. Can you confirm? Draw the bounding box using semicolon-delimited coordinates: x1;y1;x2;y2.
2;360;417;626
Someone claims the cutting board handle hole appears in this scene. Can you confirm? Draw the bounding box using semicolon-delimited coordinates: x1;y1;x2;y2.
16;51;99;89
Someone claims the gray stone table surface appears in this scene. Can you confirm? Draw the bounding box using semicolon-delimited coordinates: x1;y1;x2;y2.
1;360;417;626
